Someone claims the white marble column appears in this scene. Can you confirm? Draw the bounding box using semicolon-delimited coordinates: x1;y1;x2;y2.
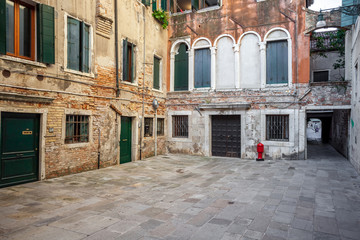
210;47;217;90
259;42;266;89
234;44;240;89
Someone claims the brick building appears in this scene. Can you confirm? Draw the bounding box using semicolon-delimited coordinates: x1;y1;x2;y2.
0;0;168;187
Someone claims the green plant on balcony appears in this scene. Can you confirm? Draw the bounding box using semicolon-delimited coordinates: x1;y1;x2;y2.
152;10;169;29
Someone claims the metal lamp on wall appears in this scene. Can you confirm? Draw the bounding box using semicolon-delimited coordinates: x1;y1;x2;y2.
316;11;327;28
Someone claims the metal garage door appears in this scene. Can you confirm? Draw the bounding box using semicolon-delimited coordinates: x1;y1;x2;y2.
212;115;241;158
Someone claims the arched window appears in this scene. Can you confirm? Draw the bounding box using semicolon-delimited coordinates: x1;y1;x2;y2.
174;43;189;91
265;29;291;85
239;32;261;88
215;35;235;89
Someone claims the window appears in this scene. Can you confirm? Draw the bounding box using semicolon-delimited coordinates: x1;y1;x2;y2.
313;70;329;82
266;40;288;84
153;56;160;90
170;0;219;13
1;1;55;63
67;17;90;73
172;115;188;137
194;48;211;88
266;115;289;141
153;0;167;11
157;118;164;136
65;115;89;144
174;43;188;91
123;39;135;82
144;118;153;137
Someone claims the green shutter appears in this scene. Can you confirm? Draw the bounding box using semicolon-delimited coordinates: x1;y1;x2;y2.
174;43;189;91
122;39;128;81
67;17;80;71
191;0;199;11
81;23;90;73
0;0;6;54
37;4;55;64
131;43;135;82
341;0;357;27
152;0;156;11
161;0;167;10
153;57;160;89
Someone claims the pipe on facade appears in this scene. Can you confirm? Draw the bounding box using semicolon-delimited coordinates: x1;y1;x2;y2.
140;5;146;160
98;129;101;169
115;0;120;97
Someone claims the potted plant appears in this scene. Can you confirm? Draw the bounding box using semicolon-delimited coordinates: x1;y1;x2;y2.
152;10;169;29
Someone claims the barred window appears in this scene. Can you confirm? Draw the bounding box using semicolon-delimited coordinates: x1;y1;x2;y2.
266;115;289;141
144;118;153;137
157;118;164;136
65;115;89;143
172;115;188;138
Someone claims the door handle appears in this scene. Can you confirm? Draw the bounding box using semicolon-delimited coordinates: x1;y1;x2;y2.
122;139;128;142
16;153;24;157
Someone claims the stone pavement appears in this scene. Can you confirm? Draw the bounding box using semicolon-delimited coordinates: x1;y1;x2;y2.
0;144;360;240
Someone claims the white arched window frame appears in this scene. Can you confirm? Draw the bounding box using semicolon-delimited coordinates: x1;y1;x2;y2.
170;38;191;92
264;28;292;88
191;37;213;90
238;31;262;89
214;34;237;89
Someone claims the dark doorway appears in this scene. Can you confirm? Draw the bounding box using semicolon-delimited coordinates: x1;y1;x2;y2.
120;117;132;164
212;115;241;158
1;112;40;188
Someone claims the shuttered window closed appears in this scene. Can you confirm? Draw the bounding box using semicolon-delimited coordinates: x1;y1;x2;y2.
266;40;288;84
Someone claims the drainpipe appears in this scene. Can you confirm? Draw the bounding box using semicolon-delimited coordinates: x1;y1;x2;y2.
98;129;101;169
140;5;146;160
115;0;120;97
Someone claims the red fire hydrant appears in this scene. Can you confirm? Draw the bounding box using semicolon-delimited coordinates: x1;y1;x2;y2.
256;142;264;161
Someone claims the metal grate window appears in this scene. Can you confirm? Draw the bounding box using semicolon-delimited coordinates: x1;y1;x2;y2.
172;115;188;138
313;70;329;82
266;115;289;141
157;118;164;136
144;118;153;137
65;115;89;144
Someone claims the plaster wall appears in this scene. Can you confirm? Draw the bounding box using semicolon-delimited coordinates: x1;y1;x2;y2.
350;17;360;173
310;52;345;82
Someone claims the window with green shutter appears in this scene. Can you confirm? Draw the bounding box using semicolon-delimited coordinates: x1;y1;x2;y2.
67;16;90;73
266;40;288;84
0;0;54;63
341;0;359;27
153;56;160;90
123;39;136;82
174;43;188;91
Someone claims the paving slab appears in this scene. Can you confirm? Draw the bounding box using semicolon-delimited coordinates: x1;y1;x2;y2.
0;144;360;239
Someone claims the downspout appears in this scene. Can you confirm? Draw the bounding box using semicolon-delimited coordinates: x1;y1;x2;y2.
115;0;120;97
140;5;146;160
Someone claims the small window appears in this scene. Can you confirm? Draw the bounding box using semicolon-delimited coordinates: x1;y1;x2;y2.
67;17;90;73
65;115;89;144
144;118;153;137
157;118;164;136
153;56;161;90
170;0;219;13
172;115;188;138
194;48;211;88
123;39;135;82
313;70;329;82
266;115;289;141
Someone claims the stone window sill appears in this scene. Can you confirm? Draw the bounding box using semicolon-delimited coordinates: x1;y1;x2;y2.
0;55;47;68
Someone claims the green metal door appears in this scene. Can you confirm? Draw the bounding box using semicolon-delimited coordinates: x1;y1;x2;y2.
120;117;132;164
0;113;40;188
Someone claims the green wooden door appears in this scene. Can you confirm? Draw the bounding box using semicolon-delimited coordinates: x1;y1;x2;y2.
120;117;132;164
0;113;40;188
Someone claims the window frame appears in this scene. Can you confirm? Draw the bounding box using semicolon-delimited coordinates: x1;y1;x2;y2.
172;115;189;138
153;55;161;90
64;13;93;75
171;40;190;92
265;115;290;142
144;117;153;137
157;118;164;136
65;114;90;144
312;69;330;82
5;0;36;61
122;38;136;83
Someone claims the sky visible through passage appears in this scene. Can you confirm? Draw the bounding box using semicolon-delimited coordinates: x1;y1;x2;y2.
309;0;342;11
